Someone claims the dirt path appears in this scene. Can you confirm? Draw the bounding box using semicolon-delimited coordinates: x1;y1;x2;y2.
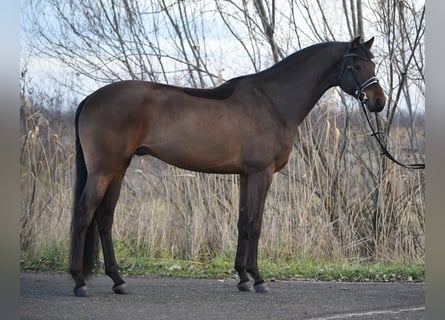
20;272;425;320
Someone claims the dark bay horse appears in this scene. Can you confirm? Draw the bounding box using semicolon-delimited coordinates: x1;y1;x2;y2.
70;36;386;296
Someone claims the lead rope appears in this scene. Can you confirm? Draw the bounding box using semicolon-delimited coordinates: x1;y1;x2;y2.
360;103;425;170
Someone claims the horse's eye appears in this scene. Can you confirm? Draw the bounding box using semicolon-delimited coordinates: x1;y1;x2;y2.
354;64;361;70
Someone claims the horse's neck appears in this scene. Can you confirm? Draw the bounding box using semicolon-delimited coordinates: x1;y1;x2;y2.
258;43;346;127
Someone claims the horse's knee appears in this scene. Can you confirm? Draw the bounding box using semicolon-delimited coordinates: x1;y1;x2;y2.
237;206;247;227
246;221;262;238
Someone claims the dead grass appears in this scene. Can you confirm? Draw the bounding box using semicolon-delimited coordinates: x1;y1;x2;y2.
20;97;425;266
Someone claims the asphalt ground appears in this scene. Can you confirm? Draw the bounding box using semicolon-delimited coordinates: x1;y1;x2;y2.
20;272;425;320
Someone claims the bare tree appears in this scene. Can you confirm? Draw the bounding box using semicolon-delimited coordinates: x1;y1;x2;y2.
21;0;425;263
23;0;223;89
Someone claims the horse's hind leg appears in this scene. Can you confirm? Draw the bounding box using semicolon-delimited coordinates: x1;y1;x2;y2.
95;166;129;294
70;173;112;296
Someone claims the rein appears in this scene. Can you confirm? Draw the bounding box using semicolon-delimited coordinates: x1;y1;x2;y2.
342;53;425;170
360;104;425;170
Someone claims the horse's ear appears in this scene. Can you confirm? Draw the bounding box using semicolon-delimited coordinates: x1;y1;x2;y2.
364;37;375;50
350;36;361;51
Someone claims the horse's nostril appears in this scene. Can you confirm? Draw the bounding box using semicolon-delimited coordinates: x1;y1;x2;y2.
376;96;385;109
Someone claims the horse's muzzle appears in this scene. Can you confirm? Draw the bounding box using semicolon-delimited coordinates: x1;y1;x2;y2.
363;86;386;113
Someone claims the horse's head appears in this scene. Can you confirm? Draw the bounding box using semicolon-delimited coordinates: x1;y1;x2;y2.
339;36;386;112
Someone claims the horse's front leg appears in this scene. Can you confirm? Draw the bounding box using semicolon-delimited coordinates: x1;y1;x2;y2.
240;168;274;293
235;174;252;291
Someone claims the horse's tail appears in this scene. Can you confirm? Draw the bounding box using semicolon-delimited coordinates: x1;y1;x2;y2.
71;96;99;277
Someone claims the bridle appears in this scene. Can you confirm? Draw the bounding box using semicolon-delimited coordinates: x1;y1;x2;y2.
340;52;425;170
340;52;380;104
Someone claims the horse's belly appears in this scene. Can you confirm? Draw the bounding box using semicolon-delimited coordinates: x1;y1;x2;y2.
138;138;243;174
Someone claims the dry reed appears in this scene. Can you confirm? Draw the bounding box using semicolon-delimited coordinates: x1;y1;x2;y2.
20;96;425;265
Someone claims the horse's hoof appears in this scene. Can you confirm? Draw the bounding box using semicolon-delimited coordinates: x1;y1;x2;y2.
74;286;88;297
254;282;270;293
112;283;127;295
237;281;253;292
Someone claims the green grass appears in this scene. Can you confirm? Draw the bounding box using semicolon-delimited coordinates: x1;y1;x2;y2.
20;243;424;283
